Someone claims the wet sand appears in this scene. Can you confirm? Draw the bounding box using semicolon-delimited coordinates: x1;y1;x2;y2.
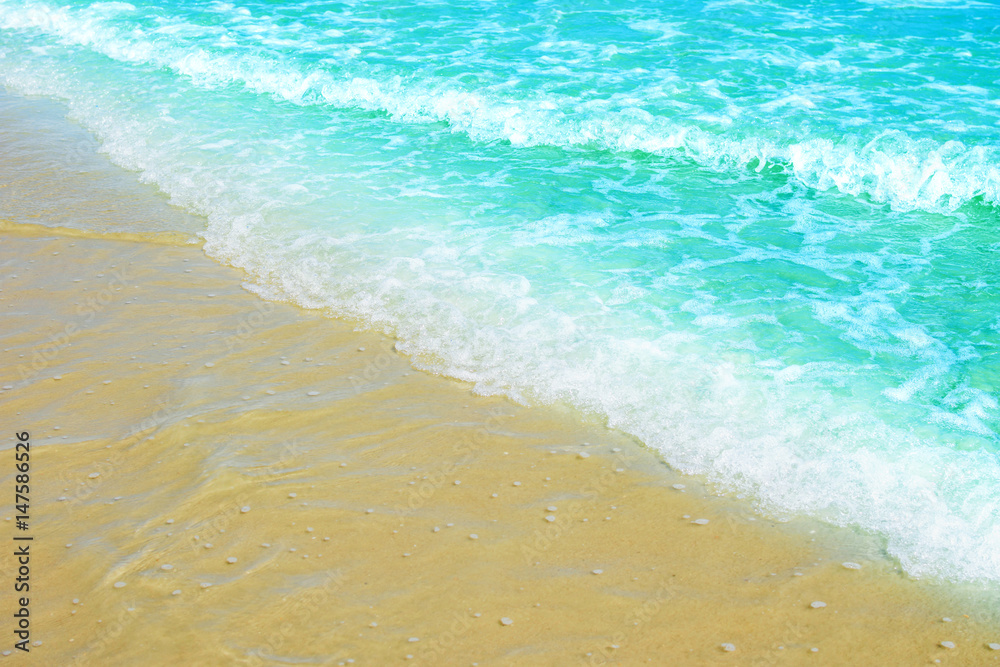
1;92;999;666
1;225;998;666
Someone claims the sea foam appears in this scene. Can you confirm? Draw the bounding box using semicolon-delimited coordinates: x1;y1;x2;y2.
3;0;999;587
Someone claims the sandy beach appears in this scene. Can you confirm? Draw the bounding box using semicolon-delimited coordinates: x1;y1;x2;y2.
3;211;1000;665
1;91;999;666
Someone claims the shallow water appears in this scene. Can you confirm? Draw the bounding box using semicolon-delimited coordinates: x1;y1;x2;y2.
2;0;999;585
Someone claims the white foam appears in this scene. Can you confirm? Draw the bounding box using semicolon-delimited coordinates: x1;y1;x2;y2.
3;1;998;215
3;0;1000;589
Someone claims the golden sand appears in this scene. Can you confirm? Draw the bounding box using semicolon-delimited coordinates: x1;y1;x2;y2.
1;223;998;666
1;90;997;665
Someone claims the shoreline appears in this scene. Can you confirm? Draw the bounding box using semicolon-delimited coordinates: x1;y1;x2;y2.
1;91;999;665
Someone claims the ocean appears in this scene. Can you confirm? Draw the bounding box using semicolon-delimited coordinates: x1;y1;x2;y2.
1;0;998;586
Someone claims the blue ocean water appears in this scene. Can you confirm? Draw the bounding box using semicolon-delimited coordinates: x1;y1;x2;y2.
2;0;999;584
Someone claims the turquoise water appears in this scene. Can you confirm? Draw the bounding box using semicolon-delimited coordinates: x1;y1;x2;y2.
2;0;999;584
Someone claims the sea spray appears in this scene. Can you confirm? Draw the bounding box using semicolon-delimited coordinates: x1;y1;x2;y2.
2;0;998;585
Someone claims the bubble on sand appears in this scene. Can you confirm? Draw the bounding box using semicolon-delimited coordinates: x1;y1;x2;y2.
288;493;297;498
578;452;590;459
88;472;100;479
113;582;126;589
940;641;955;649
513;481;521;486
842;562;862;570
307;391;320;396
721;643;735;652
469;534;479;540
987;643;1000;650
592;569;603;575
160;564;173;571
226;557;238;564
171;590;181;596
810;601;827;609
672;484;685;490
545;516;556;522
261;543;271;548
204;362;214;368
200;582;212;589
547;506;558;512
408;637;419;642
500;617;513;626
692;518;709;525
